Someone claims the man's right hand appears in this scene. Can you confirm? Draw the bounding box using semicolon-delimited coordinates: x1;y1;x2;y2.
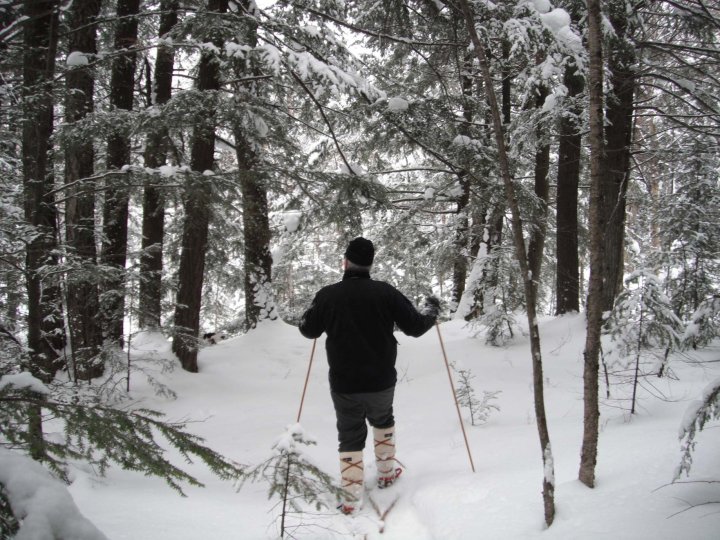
422;295;441;317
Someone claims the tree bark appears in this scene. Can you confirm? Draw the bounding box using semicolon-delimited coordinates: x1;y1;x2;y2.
451;173;471;309
579;0;606;489
101;0;141;344
239;164;274;328
451;50;475;311
231;0;275;329
600;0;636;312
172;0;228;372
528;80;550;301
457;0;555;525
64;0;103;380
139;0;179;329
22;0;63;382
555;63;583;315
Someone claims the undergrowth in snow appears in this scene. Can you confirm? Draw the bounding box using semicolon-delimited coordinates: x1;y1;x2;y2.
4;316;719;538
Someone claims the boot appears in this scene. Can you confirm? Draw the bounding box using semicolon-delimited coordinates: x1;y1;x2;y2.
339;451;363;514
374;426;401;488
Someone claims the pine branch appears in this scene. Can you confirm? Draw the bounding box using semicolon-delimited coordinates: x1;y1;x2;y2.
0;387;246;496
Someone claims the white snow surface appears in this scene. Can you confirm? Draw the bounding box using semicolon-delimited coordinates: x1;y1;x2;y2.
0;449;107;540
20;316;717;539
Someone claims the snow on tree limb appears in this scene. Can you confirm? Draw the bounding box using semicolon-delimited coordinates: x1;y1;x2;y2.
0;448;108;540
675;376;720;480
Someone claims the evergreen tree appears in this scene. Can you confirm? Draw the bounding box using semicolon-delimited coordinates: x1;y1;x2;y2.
138;0;180;330
172;0;229;373
101;0;142;346
63;0;104;381
603;268;684;411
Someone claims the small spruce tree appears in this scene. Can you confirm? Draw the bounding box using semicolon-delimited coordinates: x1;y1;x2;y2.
603;269;685;412
245;424;345;538
454;367;501;426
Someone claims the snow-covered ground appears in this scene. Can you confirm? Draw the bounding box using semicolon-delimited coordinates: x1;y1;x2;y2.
64;315;719;539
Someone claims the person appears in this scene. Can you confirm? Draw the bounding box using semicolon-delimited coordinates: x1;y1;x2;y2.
298;237;439;514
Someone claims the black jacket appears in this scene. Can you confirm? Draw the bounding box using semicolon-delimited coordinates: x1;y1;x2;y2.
299;269;436;393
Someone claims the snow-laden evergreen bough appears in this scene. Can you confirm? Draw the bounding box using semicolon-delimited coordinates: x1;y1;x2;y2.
0;373;247;534
675;377;720;481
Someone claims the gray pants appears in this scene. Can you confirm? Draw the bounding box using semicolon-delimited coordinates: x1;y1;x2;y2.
331;387;395;452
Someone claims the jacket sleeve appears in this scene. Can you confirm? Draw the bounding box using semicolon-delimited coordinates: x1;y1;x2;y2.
299;295;324;339
391;289;436;337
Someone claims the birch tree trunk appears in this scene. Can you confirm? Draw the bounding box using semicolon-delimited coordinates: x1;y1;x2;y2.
457;0;555;525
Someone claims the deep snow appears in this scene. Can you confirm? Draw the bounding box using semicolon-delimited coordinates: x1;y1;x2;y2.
58;315;720;539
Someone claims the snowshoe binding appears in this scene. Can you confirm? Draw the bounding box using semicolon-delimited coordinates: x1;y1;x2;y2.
377;466;402;489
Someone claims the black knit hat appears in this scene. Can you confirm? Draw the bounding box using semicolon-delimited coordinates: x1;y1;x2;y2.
344;237;375;266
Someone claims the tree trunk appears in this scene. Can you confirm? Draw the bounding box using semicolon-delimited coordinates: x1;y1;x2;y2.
451;51;475;311
579;0;606;489
600;1;636;312
528;83;550;300
555;63;583;315
172;0;228;372
101;0;140;344
22;0;63;382
64;0;103;380
451;173;471;309
458;0;555;525
139;0;179;329
239;164;275;328
230;1;276;329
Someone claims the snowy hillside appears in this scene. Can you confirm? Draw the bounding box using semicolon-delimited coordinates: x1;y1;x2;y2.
67;316;720;539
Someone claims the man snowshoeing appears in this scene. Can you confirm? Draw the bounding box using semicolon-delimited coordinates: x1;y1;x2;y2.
298;237;439;514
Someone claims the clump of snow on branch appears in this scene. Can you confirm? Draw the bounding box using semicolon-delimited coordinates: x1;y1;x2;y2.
684;295;720;348
66;51;89;67
542;85;568;112
339;162;366;176
0;373;50;395
273;423;313;454
0;448;108;540
281;211;302;233
387;96;409;112
452;135;482;149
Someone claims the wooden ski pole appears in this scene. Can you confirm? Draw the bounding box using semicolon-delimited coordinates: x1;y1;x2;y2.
436;323;476;473
296;338;317;422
